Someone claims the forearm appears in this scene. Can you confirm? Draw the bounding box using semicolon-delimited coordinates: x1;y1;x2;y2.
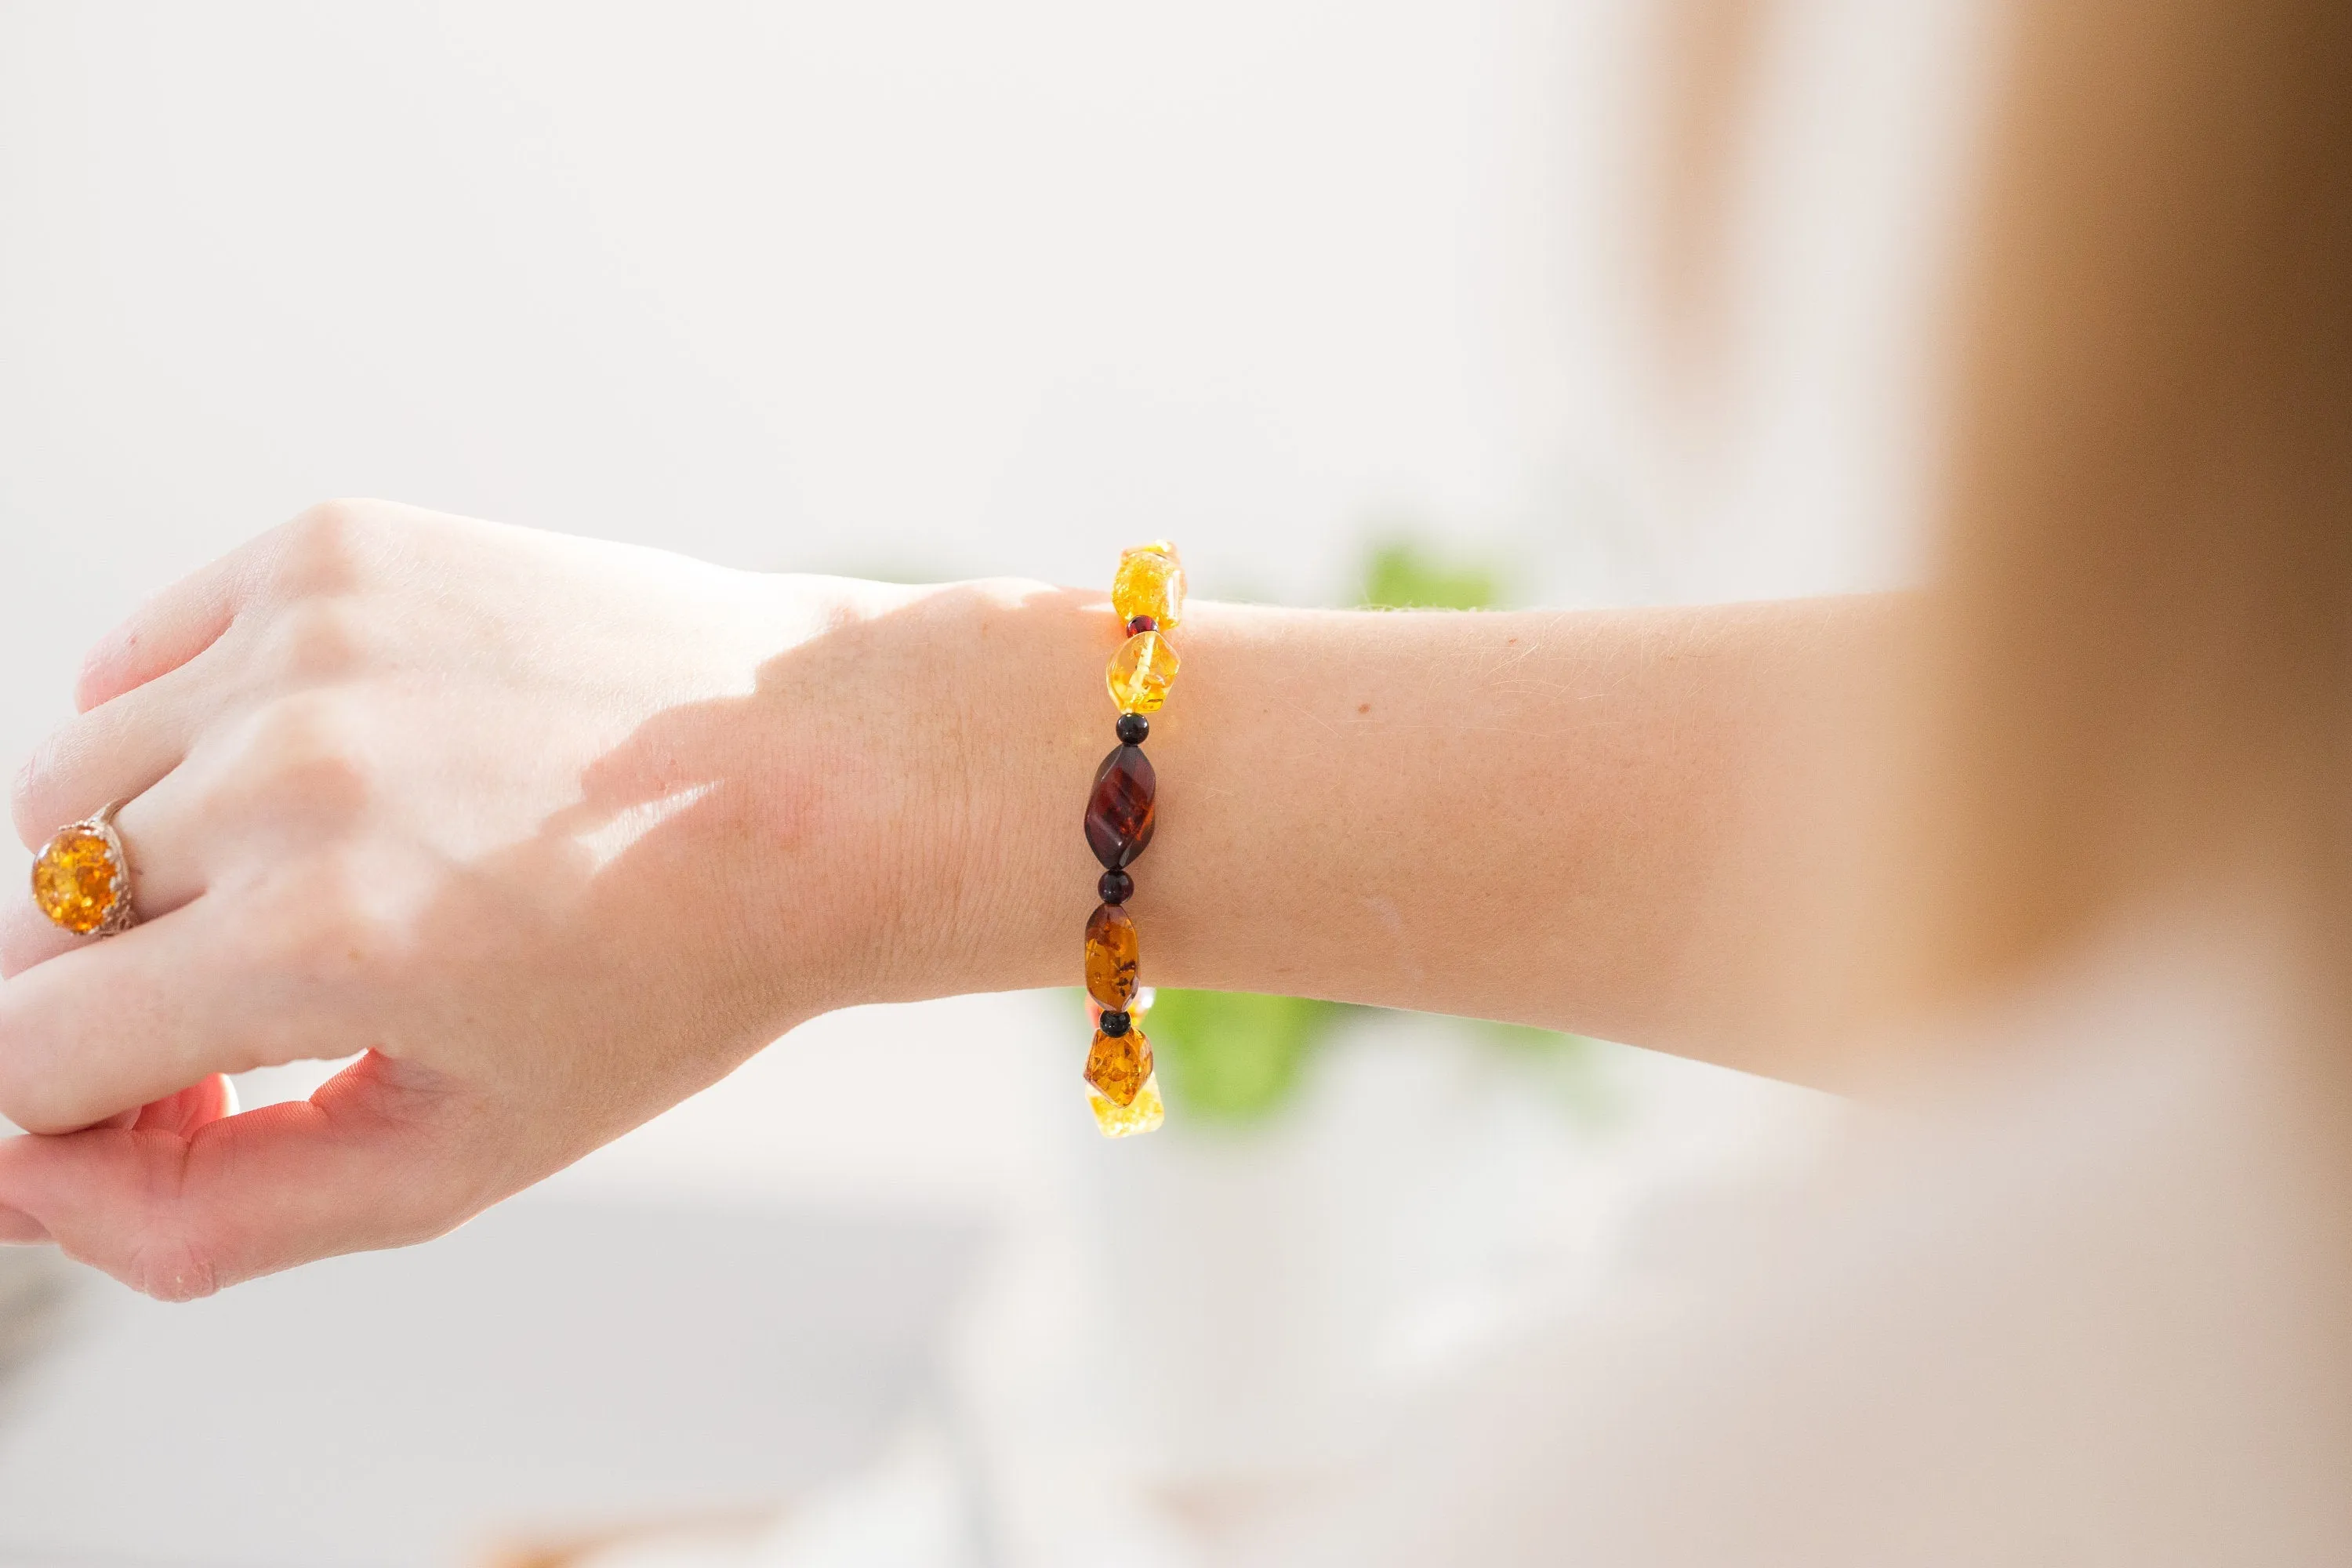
0;504;1887;1294
928;586;1896;1086
0;506;1890;1294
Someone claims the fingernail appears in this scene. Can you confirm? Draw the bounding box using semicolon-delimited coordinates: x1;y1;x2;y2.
0;1207;51;1245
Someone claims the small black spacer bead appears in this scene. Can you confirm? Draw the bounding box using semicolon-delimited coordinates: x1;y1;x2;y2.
1126;615;1156;636
1098;868;1134;904
1098;1009;1132;1036
1115;711;1150;745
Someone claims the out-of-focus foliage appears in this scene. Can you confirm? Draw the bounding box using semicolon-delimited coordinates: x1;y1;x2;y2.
1359;538;1504;611
1145;989;1363;1120
1472;1018;1611;1127
1133;986;1606;1127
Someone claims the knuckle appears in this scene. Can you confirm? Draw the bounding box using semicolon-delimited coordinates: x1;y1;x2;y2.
71;643;120;716
383;1182;473;1250
130;1233;223;1303
225;694;372;827
243;689;347;766
10;743;60;848
267;499;381;597
116;1142;230;1300
260;597;368;684
11;719;109;846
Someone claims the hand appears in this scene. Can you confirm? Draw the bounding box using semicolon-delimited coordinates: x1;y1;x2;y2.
0;501;1009;1297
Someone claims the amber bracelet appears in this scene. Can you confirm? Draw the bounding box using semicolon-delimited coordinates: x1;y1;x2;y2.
1080;540;1185;1137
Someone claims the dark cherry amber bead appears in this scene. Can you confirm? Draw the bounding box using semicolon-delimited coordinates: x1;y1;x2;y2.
1116;711;1149;745
1085;904;1140;1010
1083;743;1156;869
1126;615;1156;636
1098;869;1134;904
1098;1008;1132;1036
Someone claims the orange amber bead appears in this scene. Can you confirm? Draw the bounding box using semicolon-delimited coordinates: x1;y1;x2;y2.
1083;743;1156;869
1112;543;1185;631
1084;902;1139;1009
1084;1026;1154;1108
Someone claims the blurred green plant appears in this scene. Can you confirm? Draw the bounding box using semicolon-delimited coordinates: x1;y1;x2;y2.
1145;989;1363;1120
1117;532;1604;1129
1359;537;1506;611
1134;989;1605;1127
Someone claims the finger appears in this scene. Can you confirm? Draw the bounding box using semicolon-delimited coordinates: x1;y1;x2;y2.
12;650;223;852
132;1073;239;1136
75;500;388;715
67;1075;238;1136
66;524;296;714
73;549;258;716
1;757;226;978
1;896;104;981
0;868;362;1133
0;1054;473;1298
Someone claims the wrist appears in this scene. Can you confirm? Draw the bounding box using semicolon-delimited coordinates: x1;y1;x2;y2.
717;575;1105;1022
918;578;1109;999
861;580;1336;1012
906;579;1297;1007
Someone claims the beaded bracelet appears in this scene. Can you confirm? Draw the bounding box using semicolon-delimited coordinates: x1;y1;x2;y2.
1080;540;1185;1137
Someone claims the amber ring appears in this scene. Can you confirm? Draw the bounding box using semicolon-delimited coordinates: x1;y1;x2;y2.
31;800;140;938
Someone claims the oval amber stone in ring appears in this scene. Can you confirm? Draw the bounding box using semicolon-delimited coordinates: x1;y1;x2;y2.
1084;902;1140;1009
1112;543;1185;631
1084;744;1156;869
31;829;122;935
1106;630;1179;714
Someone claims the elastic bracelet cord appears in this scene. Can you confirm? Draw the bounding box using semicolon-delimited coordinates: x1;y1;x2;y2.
1080;541;1185;1137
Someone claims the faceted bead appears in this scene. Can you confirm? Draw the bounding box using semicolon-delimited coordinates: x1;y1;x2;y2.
1083;743;1156;869
1085;1025;1154;1108
1107;630;1179;713
31;829;121;935
1115;711;1149;745
1089;1071;1166;1138
1085;902;1140;1009
1112;543;1185;631
1126;615;1156;636
1098;868;1134;904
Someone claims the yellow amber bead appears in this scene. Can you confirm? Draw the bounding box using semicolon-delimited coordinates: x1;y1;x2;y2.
1106;630;1179;713
1088;1071;1166;1138
1112;544;1185;630
31;829;122;935
1084;1026;1153;1107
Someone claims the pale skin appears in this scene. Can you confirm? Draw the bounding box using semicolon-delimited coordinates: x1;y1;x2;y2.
0;501;1885;1298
